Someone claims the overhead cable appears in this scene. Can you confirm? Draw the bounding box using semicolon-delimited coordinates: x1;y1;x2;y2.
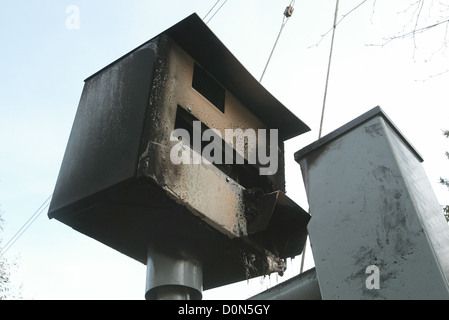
300;0;341;275
204;0;229;25
260;0;296;82
318;0;340;139
0;194;52;255
203;0;221;21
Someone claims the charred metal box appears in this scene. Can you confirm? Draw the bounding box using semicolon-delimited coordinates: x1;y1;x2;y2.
48;14;310;290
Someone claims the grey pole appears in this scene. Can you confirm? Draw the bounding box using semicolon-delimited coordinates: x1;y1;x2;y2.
145;245;203;300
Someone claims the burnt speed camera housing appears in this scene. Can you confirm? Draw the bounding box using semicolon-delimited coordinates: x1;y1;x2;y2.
48;13;310;291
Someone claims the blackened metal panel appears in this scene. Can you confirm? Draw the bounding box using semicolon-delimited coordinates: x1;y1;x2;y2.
164;14;310;141
247;191;310;259
49;42;158;215
47;14;310;292
86;13;310;141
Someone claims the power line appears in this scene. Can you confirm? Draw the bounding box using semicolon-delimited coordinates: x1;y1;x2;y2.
204;0;230;25
260;0;296;82
0;194;52;255
203;0;221;21
300;0;340;274
319;0;340;139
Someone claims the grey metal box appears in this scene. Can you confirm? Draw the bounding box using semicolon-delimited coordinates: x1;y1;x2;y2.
295;107;449;299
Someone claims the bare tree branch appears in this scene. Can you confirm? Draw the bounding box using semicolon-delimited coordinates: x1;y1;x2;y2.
309;0;371;48
411;0;425;58
367;18;449;47
368;0;449;61
370;0;378;24
414;68;449;81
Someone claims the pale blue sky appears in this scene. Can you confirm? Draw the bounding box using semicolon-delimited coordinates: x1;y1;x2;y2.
1;0;449;299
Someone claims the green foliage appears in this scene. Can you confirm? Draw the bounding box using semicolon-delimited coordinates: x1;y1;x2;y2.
443;206;449;222
0;208;20;300
444;130;449;138
441;130;449;222
0;209;10;300
0;258;12;300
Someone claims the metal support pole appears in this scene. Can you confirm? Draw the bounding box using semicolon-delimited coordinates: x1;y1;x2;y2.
145;245;203;300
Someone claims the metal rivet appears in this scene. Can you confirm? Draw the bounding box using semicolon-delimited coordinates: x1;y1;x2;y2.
187;107;192;113
226;177;230;182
